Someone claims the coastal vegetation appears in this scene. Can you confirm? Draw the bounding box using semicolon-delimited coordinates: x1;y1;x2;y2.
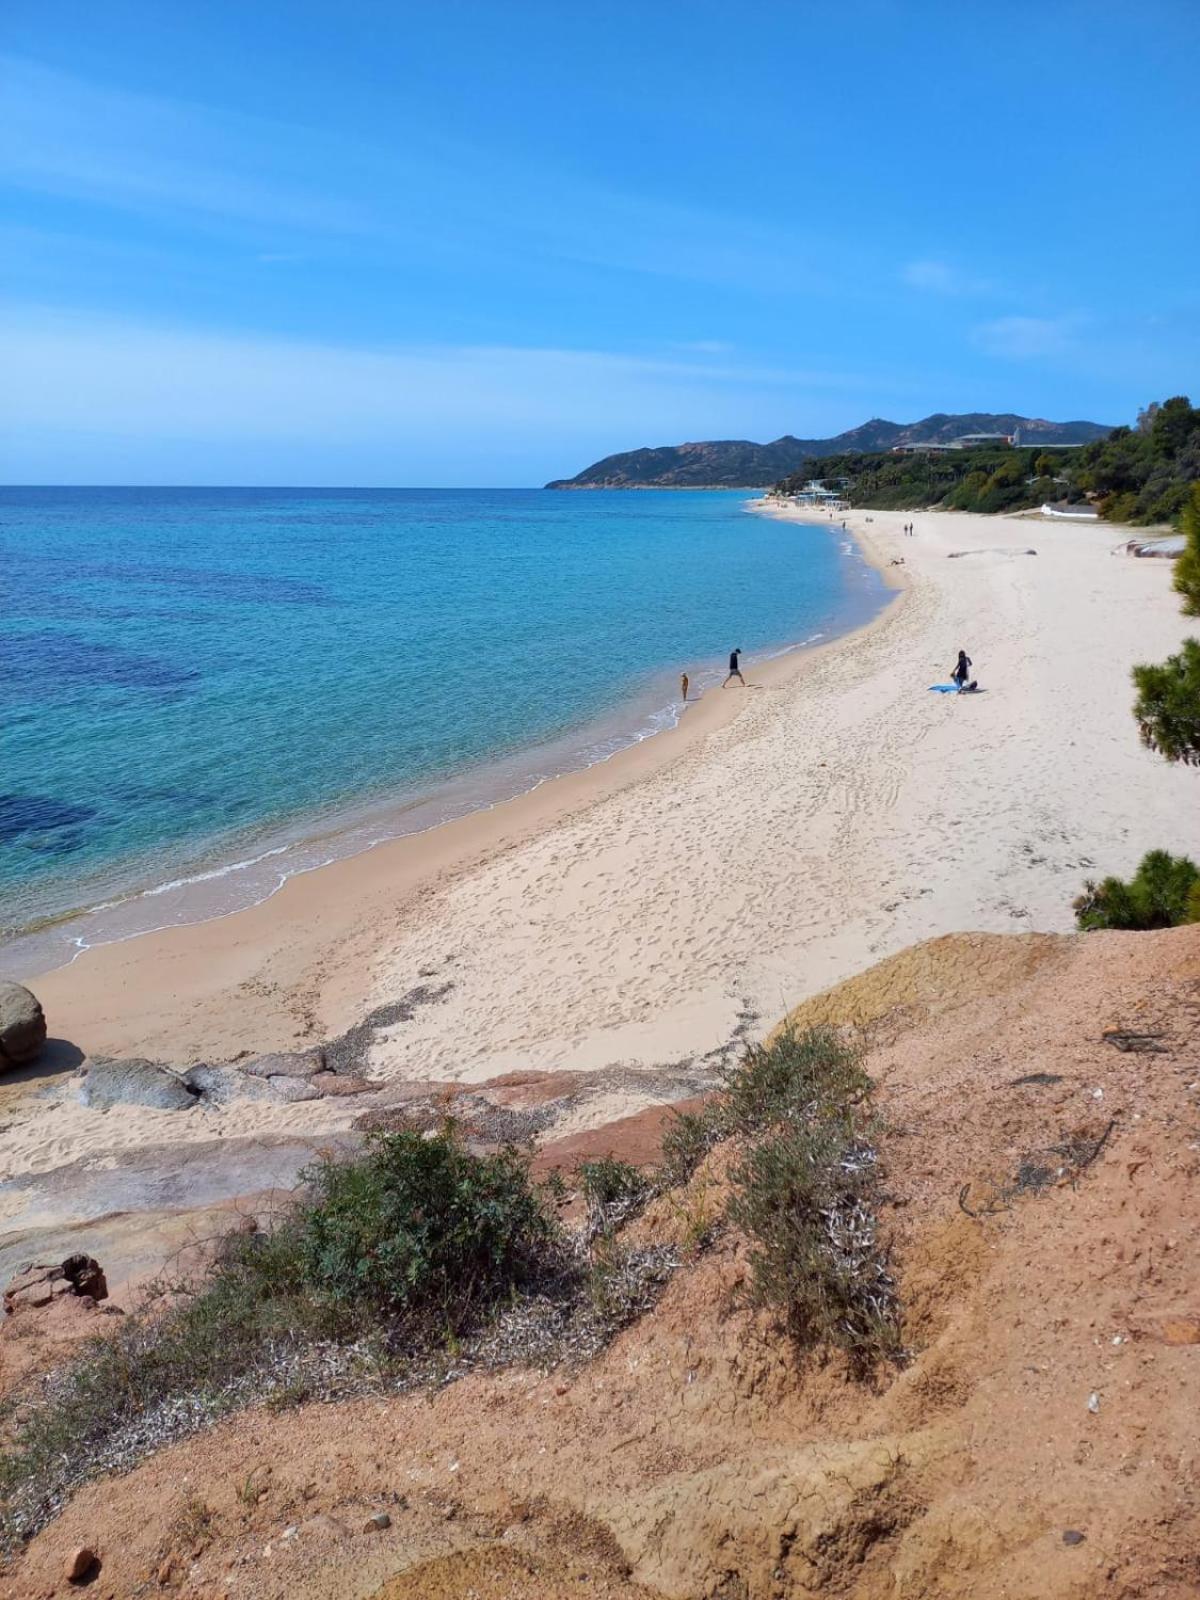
1132;480;1200;766
1074;849;1200;931
546;412;1108;489
775;395;1200;526
1071;399;1200;526
0;1028;896;1548
661;1026;899;1368
777;442;1076;515
1084;477;1200;922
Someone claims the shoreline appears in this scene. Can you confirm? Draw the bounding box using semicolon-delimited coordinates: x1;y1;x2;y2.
20;512;906;1063
2;504;891;982
6;501;1200;1197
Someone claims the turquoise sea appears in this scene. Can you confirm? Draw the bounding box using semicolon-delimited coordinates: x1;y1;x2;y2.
0;487;885;973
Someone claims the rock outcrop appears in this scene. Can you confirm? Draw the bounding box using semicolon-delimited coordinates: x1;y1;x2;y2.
183;1050;371;1104
5;1254;108;1314
0;980;48;1067
78;1057;199;1111
243;1049;327;1079
77;1050;375;1111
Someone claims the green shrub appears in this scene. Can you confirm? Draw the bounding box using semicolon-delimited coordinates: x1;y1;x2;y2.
660;1106;722;1187
1175;482;1200;616
0;1131;561;1543
297;1132;560;1333
722;1030;898;1369
727;1122;897;1368
1074;849;1200;930
1132;640;1200;766
654;1025;898;1369
576;1156;648;1212
721;1025;870;1136
659;1024;871;1191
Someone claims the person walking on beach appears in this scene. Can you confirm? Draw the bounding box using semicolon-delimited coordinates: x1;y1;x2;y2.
952;649;972;691
680;671;689;703
723;648;745;687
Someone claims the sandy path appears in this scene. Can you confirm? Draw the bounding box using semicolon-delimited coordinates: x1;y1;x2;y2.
4;505;1199;1182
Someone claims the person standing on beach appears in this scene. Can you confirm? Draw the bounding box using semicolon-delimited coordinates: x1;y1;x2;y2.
952;649;972;691
680;671;689;703
723;649;745;687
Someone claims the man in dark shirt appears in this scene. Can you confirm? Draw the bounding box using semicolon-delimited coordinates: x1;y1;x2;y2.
723;648;745;687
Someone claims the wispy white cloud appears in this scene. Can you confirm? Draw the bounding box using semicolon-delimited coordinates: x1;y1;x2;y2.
903;258;998;297
0;54;868;299
971;314;1082;360
0;55;370;235
0;304;902;482
902;259;1017;300
671;339;736;355
904;259;956;293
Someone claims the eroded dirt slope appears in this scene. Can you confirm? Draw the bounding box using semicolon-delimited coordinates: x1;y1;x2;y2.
5;926;1200;1600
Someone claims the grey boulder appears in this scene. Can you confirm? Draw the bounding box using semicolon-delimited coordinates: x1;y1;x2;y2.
0;982;48;1067
182;1062;275;1106
79;1057;198;1111
182;1063;321;1105
242;1049;325;1079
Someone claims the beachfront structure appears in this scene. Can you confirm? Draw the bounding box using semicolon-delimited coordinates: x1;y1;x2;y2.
1040;503;1099;520
790;479;845;507
892;431;1013;455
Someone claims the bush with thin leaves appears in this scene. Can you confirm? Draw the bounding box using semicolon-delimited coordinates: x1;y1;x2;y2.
1073;849;1200;930
721;1029;898;1369
660;1025;871;1187
1132;640;1200;767
720;1025;870;1136
1174;481;1200;616
656;1025;898;1369
576;1156;648;1212
660;1107;724;1188
727;1120;898;1369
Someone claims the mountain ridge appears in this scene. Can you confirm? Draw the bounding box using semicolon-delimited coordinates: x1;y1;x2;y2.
546;413;1113;488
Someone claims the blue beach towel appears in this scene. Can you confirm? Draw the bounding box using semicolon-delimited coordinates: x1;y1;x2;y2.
928;683;959;693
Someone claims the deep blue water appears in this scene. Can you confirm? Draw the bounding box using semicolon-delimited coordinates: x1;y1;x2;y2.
0;487;884;963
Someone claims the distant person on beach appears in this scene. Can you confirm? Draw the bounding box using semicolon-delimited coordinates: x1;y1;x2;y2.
723;649;745;687
680;671;689;703
952;649;972;691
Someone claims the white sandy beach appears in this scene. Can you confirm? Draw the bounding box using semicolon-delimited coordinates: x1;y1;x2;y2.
5;503;1200;1186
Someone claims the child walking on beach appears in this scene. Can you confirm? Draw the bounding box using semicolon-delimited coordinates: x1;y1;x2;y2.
723;649;745;687
952;649;972;691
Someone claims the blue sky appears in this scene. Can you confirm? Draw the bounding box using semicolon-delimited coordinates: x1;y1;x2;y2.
3;0;1198;485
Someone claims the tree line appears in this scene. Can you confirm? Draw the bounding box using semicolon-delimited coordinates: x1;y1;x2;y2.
774;395;1200;527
